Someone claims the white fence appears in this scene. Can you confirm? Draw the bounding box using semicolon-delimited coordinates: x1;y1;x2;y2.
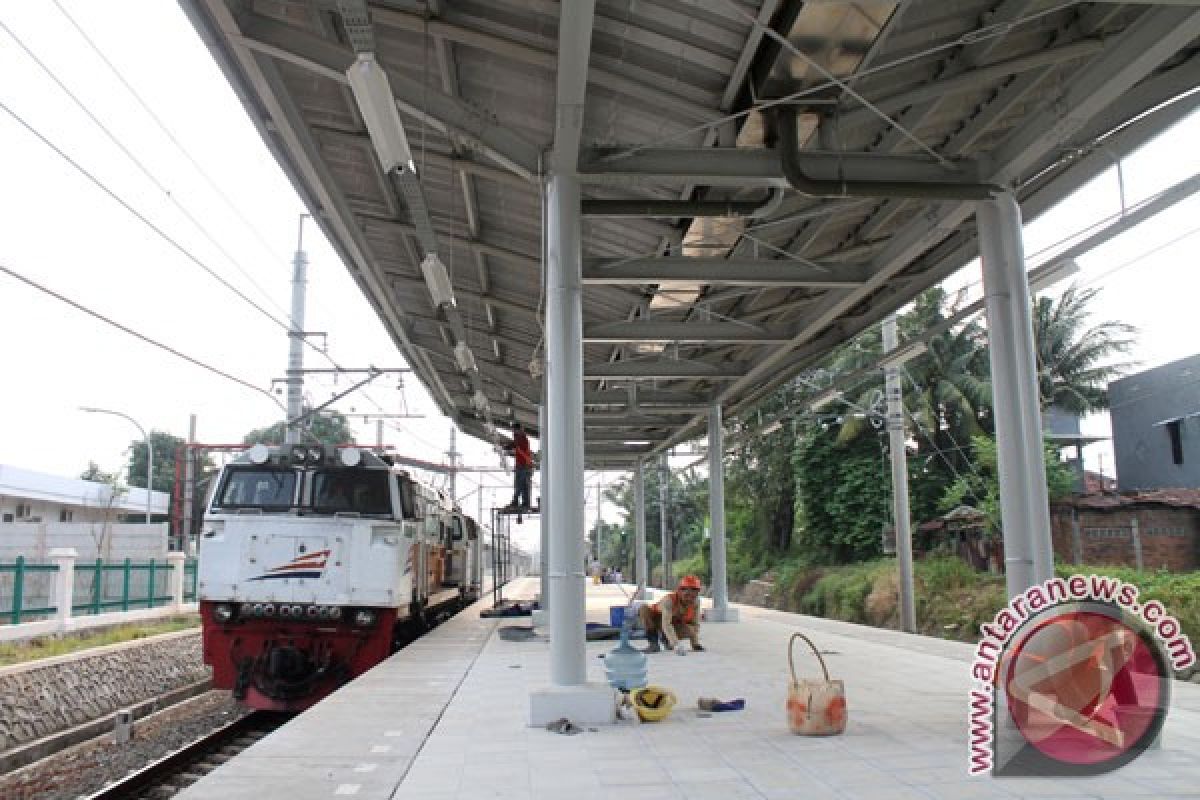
0;521;167;562
0;549;196;643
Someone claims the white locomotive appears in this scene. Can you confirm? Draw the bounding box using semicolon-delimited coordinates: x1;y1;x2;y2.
197;443;481;711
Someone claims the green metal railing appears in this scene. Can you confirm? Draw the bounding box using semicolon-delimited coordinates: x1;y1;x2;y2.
0;557;57;624
0;557;199;625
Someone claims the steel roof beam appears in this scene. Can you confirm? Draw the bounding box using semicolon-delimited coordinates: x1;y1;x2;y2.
583;257;868;287
583;320;790;344
361;216;540;270
235;10;540;179
372;6;721;124
584;389;706;405
653;4;1200;455
578;148;981;189
584;415;690;426
583;431;667;442
584;361;745;380
835;39;1107;132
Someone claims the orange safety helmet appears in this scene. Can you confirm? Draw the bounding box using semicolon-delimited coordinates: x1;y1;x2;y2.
678;575;702;590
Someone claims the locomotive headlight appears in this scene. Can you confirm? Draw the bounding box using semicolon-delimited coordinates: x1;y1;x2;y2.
307;446;323;463
290;445;307;463
213;604;235;623
353;610;376;627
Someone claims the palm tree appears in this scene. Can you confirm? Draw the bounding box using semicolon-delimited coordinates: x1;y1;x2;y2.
831;288;991;469
1032;285;1137;413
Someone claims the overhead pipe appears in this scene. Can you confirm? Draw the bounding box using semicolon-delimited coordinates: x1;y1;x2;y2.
776;108;1000;200
581;188;784;218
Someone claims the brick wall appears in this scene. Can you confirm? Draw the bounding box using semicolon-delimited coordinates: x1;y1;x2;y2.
1051;505;1199;572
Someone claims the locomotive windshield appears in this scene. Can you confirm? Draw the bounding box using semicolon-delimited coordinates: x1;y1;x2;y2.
311;469;392;516
214;468;297;510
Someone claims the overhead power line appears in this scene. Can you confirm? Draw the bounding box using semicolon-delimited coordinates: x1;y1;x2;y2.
50;0;291;267
0;261;282;408
0;98;298;337
0;16;290;323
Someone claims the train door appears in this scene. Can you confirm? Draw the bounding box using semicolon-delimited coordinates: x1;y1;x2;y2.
443;514;467;588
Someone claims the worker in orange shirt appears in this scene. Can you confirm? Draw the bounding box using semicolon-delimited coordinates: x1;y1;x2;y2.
638;575;705;653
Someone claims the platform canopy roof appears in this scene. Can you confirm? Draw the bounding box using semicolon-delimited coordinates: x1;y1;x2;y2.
181;0;1200;468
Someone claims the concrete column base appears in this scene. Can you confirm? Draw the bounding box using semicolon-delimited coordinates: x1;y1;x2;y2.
529;683;617;727
706;606;739;623
531;609;548;628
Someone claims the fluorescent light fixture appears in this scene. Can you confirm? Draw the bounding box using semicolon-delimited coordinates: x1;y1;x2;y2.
1029;257;1081;293
879;340;928;370
420;253;456;308
811;388;842;411
346;54;414;174
454;341;477;373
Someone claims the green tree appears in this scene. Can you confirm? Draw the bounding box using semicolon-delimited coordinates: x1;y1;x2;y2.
243;411;356;446
599;465;707;577
125;431;186;493
1033;285;1137;413
939;434;1076;533
80;461;119;485
793;424;891;563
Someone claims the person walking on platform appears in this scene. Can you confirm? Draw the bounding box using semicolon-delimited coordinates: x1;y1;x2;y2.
639;575;705;654
503;422;534;513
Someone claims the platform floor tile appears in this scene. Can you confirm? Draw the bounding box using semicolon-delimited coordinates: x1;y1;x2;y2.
179;579;1200;800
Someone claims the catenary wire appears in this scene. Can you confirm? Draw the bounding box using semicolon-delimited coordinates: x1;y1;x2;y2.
0;262;283;409
0;16;291;323
49;0;292;269
0;98;303;342
4;12;444;453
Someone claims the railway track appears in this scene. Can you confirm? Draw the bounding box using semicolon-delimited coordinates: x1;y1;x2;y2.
82;711;290;800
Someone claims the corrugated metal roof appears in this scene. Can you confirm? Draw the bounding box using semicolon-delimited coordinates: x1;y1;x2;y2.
180;0;1200;466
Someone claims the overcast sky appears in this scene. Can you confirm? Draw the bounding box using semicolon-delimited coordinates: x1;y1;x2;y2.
1;4;1198;553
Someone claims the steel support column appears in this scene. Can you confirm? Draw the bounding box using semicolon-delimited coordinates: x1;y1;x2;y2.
634;458;648;599
978;191;1054;597
546;171;586;686
883;315;916;633
658;453;671;588
707;404;736;621
538;402;549;612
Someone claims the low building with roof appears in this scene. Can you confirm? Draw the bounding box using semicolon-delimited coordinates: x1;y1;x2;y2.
0;464;169;561
1050;489;1200;573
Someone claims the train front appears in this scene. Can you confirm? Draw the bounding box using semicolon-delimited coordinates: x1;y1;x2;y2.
197;444;414;711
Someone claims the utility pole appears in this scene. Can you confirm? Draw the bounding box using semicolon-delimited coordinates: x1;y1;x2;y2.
446;428;460;504
658;453;671;588
285;214;310;445
594;477;603;563
883;314;916;633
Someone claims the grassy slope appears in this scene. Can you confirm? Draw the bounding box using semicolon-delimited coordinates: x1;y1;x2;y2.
0;616;200;667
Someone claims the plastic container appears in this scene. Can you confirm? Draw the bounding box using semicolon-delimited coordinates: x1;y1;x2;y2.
609;605;626;628
605;620;648;691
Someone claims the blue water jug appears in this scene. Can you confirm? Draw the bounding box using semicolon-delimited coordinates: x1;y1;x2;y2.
605;616;648;691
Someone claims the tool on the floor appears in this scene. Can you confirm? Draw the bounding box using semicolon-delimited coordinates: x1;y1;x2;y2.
786;631;847;735
698;697;745;712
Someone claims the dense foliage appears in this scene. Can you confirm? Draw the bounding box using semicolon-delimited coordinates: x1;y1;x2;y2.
242;411;356;446
592;285;1136;595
